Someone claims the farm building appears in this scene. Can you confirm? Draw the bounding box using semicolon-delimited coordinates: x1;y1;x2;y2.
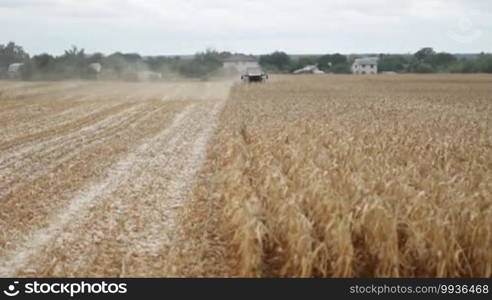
293;65;324;74
222;54;260;74
7;63;25;79
352;57;378;74
88;63;102;79
89;63;102;73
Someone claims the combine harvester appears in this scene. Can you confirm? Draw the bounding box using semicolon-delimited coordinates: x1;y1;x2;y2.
241;67;268;83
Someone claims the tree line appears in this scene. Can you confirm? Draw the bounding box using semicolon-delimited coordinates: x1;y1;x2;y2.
260;47;492;74
380;48;492;73
259;48;492;74
0;42;228;80
259;52;352;73
1;42;491;81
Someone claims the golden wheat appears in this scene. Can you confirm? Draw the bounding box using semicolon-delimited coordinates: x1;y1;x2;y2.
188;74;492;277
1;76;490;277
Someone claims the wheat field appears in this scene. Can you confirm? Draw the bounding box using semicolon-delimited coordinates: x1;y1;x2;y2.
0;75;490;277
182;74;492;277
0;80;232;276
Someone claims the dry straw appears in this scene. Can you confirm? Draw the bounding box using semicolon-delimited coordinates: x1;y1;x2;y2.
190;74;492;277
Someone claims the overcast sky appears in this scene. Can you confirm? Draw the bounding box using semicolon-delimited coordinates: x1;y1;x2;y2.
1;0;491;55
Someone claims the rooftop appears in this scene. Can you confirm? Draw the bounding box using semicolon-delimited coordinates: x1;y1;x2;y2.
222;54;258;62
353;57;379;65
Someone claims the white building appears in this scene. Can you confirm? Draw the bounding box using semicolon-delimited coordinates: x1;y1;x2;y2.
351;57;378;74
222;54;260;74
293;65;324;74
89;63;102;73
7;63;24;79
8;63;24;73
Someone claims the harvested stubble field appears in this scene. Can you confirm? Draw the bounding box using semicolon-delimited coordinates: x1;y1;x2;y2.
0;80;232;277
0;75;491;278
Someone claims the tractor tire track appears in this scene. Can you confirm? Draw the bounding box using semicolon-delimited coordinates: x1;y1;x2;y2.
0;102;201;276
0;83;93;116
0;80;234;277
1;96;227;277
0;101;175;199
0;101;191;271
0;101;137;152
0;100;116;141
0;101;139;169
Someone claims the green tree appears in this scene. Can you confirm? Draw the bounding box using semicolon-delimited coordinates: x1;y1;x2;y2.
411;48;440;73
428;52;457;71
330;63;351;74
121;53;142;65
432;52;456;66
178;49;222;78
259;51;291;72
34;54;56;70
476;53;492;73
290;56;319;72
29;54;56;79
414;47;436;61
56;45;87;78
316;53;347;71
101;52;144;79
316;53;349;73
378;54;409;72
88;53;104;64
298;56;318;66
0;41;29;68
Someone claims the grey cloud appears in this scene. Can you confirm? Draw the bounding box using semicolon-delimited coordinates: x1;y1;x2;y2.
0;0;490;55
0;0;58;8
